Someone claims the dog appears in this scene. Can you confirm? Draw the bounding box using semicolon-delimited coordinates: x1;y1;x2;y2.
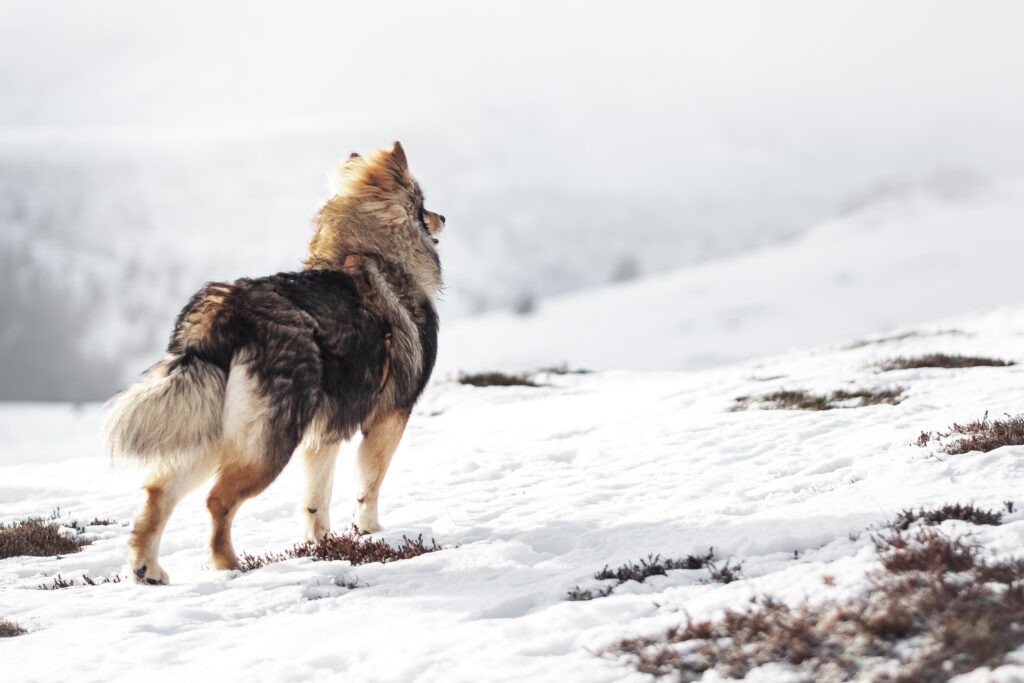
103;142;444;584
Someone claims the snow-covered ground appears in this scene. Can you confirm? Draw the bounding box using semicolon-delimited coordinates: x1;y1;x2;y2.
3;301;1024;681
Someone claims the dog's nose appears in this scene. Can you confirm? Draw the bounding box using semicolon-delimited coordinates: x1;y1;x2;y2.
439;214;446;224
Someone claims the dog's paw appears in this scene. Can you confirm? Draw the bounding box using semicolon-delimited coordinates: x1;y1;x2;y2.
126;546;170;585
129;561;170;585
303;508;331;543
353;509;382;535
209;551;241;571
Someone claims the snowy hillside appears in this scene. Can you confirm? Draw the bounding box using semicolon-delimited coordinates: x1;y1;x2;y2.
439;175;1024;375
4;303;1024;680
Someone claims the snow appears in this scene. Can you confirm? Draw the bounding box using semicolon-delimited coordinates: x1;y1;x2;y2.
4;302;1024;680
439;175;1024;374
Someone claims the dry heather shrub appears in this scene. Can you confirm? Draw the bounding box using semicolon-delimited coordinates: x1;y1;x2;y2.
0;618;27;637
567;550;741;601
0;518;90;559
872;528;976;574
917;413;1024;455
38;573;123;590
735;388;904;411
240;531;443;571
458;366;588;387
457;371;539;387
608;515;1024;681
879;354;1013;371
892;503;1002;530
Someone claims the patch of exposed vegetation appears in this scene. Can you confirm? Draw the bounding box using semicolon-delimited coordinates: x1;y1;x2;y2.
0;518;91;559
457;371;540;388
608;512;1024;681
37;573;123;590
0;618;27;637
892;503;1003;530
566;584;615;601
879;354;1014;371
239;531;445;572
917;412;1024;455
734;387;904;411
567;550;741;601
457;365;591;388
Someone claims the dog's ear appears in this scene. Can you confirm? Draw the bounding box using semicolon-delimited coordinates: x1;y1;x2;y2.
390;141;408;172
342;152;366;171
375;141;410;186
328;153;369;195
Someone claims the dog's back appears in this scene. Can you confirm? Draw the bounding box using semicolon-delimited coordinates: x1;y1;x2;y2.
105;269;393;469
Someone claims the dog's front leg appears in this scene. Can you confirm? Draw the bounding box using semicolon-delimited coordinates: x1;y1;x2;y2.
298;441;341;542
353;410;410;534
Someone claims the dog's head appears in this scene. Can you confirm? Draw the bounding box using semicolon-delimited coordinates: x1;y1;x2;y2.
309;142;444;294
328;143;446;242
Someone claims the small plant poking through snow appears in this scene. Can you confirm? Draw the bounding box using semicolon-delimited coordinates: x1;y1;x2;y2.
0;618;27;637
38;574;123;590
239;530;444;571
457;371;540;388
872;527;977;574
734;387;904;411
0;518;91;559
608;509;1024;681
916;412;1024;454
566;585;615;601
706;559;744;584
878;354;1014;371
567;550;741;601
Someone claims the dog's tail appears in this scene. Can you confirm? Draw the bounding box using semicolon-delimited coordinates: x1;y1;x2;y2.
103;353;227;464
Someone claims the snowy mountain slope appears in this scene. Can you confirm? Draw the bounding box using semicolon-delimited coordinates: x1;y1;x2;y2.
438;175;1024;375
3;304;1024;681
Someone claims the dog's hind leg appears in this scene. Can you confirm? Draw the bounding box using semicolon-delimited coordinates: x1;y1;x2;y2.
127;456;216;585
205;460;284;570
211;352;312;569
298;441;342;542
353;410;410;534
